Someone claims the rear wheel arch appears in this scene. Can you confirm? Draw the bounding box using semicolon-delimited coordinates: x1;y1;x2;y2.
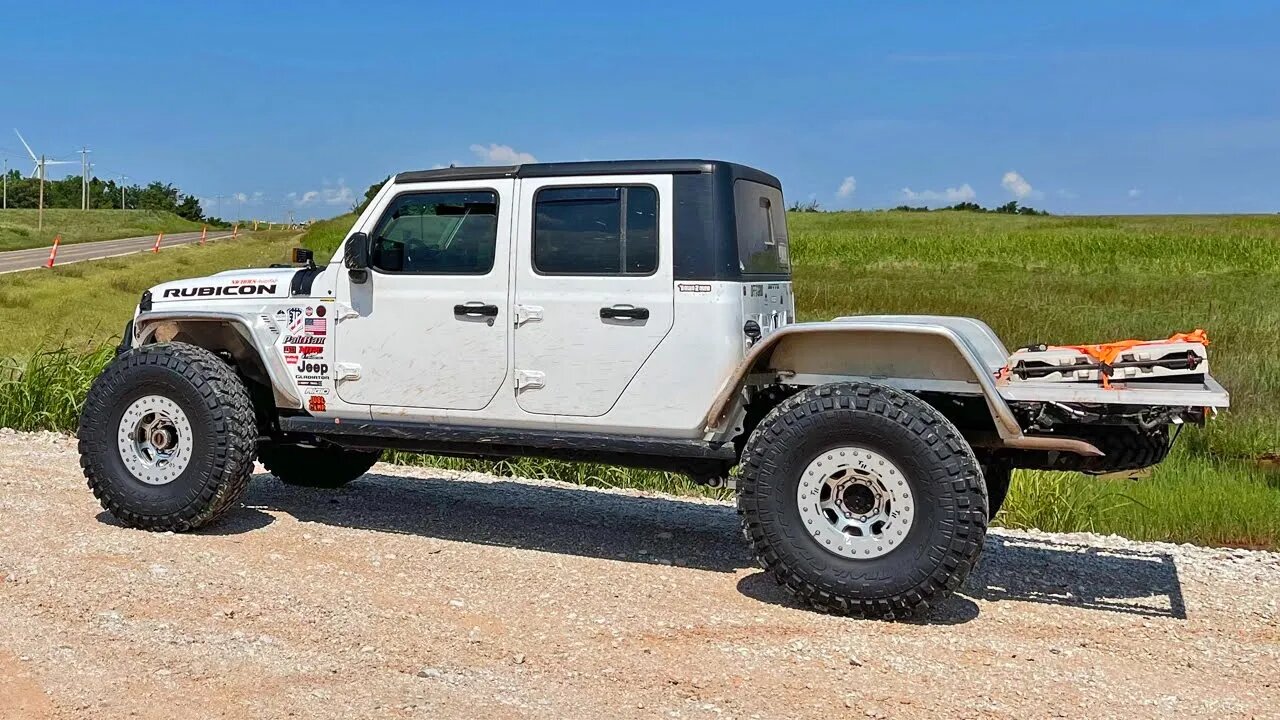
706;324;1023;442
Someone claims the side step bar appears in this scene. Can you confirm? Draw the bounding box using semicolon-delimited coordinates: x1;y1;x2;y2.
277;416;737;476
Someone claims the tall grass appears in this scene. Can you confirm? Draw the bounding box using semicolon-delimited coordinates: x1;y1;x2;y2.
0;347;112;432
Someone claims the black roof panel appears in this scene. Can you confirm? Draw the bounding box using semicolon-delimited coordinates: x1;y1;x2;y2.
394;159;780;188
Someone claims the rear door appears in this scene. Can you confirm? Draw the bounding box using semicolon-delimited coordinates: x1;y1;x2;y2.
512;174;674;416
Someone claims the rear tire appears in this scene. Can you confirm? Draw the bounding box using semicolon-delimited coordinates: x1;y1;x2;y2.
738;382;987;619
259;445;381;488
78;343;257;532
980;458;1013;520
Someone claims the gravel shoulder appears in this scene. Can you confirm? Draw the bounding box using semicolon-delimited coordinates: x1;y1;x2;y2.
1;431;1277;719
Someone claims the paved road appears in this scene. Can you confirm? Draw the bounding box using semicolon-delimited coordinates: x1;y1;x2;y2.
0;230;234;275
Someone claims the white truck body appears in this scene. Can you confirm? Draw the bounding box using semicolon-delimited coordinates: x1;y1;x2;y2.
89;158;1231;619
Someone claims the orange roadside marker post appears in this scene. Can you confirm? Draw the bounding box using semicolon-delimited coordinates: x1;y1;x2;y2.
200;225;207;246
151;232;164;253
44;234;61;268
232;223;239;239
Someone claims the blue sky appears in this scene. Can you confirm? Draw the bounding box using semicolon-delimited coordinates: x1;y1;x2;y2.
1;1;1277;219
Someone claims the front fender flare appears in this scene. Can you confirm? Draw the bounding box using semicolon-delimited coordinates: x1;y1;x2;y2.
132;310;302;409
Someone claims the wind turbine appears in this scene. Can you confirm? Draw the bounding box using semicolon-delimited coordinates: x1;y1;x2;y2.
15;129;77;230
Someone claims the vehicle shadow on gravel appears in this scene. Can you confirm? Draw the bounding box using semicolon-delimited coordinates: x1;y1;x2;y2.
210;471;1187;623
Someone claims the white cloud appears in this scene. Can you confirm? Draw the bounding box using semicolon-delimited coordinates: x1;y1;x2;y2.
1055;188;1078;200
836;176;857;199
1001;170;1038;200
1128;188;1142;198
469;143;537;165
900;183;976;204
293;180;355;207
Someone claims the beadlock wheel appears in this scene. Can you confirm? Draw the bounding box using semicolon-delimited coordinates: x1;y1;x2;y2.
116;394;194;485
79;342;258;532
796;446;915;559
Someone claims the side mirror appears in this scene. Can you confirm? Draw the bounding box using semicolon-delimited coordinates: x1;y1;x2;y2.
344;232;370;283
290;247;315;268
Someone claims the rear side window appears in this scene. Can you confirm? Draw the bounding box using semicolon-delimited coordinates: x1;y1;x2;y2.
734;180;790;275
371;190;498;274
533;185;658;275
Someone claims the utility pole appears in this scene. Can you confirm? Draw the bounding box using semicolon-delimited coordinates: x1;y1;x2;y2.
78;146;91;210
2;158;7;210
214;193;224;219
119;174;128;209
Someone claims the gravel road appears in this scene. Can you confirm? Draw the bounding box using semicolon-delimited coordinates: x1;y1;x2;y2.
1;430;1277;719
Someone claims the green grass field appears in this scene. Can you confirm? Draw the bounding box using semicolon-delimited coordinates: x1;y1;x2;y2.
0;231;298;356
1;210;1277;548
0;209;204;252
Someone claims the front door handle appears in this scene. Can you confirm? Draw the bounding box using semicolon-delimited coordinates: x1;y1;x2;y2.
454;303;499;318
600;305;649;320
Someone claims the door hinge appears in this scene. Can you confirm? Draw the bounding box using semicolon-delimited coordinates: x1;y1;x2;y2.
336;362;362;381
514;304;543;327
514;369;545;391
335;303;360;321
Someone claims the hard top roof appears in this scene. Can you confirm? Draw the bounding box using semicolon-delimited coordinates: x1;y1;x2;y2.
394;159;780;188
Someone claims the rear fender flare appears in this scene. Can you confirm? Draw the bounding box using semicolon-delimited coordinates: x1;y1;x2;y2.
704;320;1023;440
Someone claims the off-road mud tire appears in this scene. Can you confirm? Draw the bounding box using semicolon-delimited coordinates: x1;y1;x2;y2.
259;445;381;489
78;342;257;531
980;458;1013;520
738;382;988;619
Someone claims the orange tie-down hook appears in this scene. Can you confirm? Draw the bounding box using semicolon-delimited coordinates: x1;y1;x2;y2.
1002;329;1209;388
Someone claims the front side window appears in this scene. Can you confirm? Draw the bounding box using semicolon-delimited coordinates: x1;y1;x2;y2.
734;180;790;275
533;185;658;275
371;190;498;274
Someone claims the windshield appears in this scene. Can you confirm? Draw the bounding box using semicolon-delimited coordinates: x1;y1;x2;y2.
734;180;790;275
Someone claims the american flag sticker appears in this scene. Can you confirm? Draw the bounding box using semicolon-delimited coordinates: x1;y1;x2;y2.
304;318;327;336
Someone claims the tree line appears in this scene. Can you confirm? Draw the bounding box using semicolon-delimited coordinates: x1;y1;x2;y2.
790;199;1050;215
1;170;210;222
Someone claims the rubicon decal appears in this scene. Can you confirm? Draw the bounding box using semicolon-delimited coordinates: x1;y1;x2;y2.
161;284;278;298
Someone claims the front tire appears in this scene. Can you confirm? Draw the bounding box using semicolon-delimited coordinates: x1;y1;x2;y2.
78;343;258;532
259;445;381;488
738;382;987;619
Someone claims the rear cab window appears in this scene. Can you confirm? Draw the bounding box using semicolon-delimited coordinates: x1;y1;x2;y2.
533;185;658;275
734;180;790;276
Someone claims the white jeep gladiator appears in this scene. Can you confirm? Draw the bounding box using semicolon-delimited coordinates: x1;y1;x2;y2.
79;159;1229;618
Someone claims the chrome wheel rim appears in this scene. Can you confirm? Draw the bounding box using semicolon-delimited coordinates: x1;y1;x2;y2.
796;446;915;559
116;395;193;485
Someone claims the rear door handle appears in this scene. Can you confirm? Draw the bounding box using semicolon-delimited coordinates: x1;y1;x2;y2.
454;303;499;317
600;305;649;320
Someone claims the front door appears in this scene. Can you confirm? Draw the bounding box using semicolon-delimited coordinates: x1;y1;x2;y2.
335;179;513;411
512;174;675;416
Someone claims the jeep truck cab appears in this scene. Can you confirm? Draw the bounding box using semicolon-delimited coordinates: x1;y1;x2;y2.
79;160;1229;619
